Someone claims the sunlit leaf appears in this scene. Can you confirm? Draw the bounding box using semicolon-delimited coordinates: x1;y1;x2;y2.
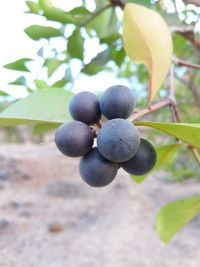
44;58;63;77
39;0;76;24
9;76;26;86
26;1;41;14
88;5;118;39
34;80;49;89
0;88;72;126
157;194;200;243
67;29;84;60
25;25;62;40
82;48;110;75
122;4;173;105
136;122;200;149
4;58;33;72
33;123;60;135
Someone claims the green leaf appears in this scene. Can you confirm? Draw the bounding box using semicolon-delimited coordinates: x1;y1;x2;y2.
39;0;76;24
52;79;68;88
122;4;172;105
131;144;182;183
88;5;118;39
67;29;84;60
82;48;110;75
9;76;26;86
136;122;200;149
68;7;91;24
4;58;33;72
26;1;41;14
0;88;72;126
33;123;60;135
0;91;10;97
25;25;62;40
34;80;49;89
156;194;200;243
44;58;63;77
111;47;126;67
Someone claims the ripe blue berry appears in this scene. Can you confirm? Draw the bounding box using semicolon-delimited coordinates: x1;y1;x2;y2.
55;121;94;157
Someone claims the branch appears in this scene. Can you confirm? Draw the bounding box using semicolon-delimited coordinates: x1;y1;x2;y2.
171;26;200;51
109;0;125;9
183;0;200;6
173;57;200;70
127;99;171;122
167;63;181;123
176;70;200;108
190;147;200;165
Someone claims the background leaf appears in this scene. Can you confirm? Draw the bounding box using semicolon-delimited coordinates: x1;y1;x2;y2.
136;122;200;149
4;58;33;72
25;25;62;40
131;144;182;183
156;194;200;243
0;88;72;126
122;3;172;104
67;29;84;60
44;58;63;77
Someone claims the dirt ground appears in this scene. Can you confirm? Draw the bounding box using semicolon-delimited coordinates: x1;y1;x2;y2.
0;143;199;267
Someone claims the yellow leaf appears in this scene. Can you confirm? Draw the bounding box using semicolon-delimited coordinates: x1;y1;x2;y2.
122;4;173;105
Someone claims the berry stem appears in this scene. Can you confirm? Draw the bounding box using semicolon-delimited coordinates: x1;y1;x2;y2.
96;120;102;129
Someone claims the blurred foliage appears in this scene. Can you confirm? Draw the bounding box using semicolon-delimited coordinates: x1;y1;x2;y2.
1;0;200;180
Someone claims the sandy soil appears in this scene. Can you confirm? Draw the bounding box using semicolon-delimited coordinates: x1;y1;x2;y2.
0;143;199;267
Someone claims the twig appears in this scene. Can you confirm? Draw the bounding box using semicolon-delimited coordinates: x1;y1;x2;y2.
127;99;171;122
168;64;200;165
167;63;181;123
173;57;200;70
190;147;200;165
183;0;200;7
109;0;125;9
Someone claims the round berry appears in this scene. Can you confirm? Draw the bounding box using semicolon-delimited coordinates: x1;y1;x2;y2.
100;85;135;119
97;118;140;162
69;91;101;125
79;148;118;187
122;138;157;175
55;121;94;157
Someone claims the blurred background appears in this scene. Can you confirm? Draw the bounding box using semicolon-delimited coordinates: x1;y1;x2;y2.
0;0;200;266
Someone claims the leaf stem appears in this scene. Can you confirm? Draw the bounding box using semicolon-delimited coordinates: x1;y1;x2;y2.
190;147;200;165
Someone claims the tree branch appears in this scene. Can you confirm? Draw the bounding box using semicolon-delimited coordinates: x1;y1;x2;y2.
109;0;125;9
190;147;200;165
183;0;200;6
127;99;171;122
173;57;200;70
167;63;181;123
171;26;200;51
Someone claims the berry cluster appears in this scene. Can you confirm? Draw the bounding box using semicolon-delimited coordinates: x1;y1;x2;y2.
55;85;157;187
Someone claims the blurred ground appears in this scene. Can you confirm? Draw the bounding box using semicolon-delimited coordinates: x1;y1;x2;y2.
0;143;199;267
